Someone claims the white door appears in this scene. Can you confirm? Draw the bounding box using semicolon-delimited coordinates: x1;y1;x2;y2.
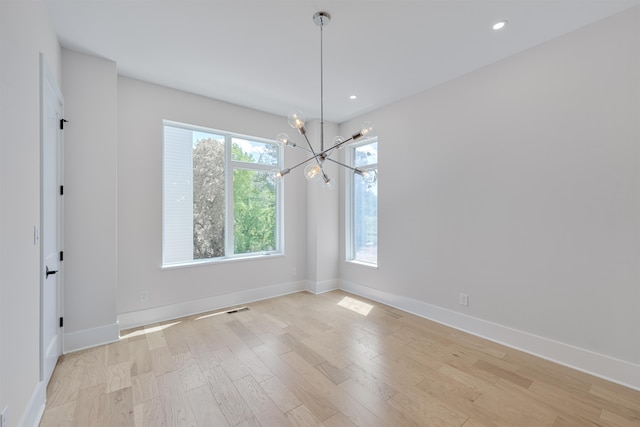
41;54;64;385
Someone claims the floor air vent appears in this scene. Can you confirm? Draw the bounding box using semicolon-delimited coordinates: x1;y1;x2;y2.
225;306;249;314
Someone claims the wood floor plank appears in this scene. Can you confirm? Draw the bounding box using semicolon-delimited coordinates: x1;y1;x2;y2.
103;387;134;427
316;361;351;385
133;397;167;427
233;374;293;427
145;331;168;351
78;347;108;390
472;379;558;426
338;377;425;427
280;350;385;427
473;359;533;389
172;351;207;391
129;336;153;376
388;390;469;427
149;345;176;376
279;332;326;367
204;365;254;426
131;371;159;405
322;411;359;427
599;409;639;427
45;356;86;408
236;418;262;427
185;384;230;427
40;291;640;427
40;400;77;427
345;363;397;401
106;339;130;366
106;361;132;393
590;383;640;414
259;375;303;413
71;383;107;427
253;344;339;422
286;404;326;427
227;318;266;348
156;371;198;427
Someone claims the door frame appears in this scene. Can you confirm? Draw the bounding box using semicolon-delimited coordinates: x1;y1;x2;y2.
40;53;64;383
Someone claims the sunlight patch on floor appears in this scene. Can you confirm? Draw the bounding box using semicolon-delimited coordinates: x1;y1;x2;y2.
338;296;373;316
195;306;247;320
120;321;182;339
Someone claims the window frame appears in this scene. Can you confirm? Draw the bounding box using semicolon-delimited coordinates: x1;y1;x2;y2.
162;120;284;268
345;136;378;267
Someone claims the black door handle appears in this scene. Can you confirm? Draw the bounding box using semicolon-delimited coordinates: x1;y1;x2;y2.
46;265;58;279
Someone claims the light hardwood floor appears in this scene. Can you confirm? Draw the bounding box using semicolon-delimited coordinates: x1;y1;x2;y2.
40;290;640;426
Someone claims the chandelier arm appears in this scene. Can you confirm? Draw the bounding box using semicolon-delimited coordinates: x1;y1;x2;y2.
327;136;355;153
287;153;323;173
302;132;322;163
288;145;314;155
287;144;320;155
323;156;360;173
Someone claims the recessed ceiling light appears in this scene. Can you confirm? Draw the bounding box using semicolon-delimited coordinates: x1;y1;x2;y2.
349;95;357;100
492;20;508;31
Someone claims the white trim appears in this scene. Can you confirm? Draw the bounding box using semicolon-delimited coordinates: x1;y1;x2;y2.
118;281;308;331
339;279;640;391
63;323;120;353
18;380;46;427
306;279;339;295
39;52;64;387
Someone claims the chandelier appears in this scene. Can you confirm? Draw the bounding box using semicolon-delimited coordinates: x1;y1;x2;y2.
274;11;378;189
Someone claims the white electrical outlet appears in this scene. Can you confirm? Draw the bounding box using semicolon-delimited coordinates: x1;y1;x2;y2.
459;293;469;307
1;405;8;427
140;291;149;302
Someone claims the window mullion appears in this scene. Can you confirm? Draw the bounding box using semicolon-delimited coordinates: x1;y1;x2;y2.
225;134;233;257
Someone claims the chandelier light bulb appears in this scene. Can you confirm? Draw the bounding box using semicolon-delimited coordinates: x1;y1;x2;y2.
361;169;377;184
360;121;375;138
276;132;295;147
273;168;290;179
333;135;345;149
304;163;322;181
288;111;306;129
321;175;335;190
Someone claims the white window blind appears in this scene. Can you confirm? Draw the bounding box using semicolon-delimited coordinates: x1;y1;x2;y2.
163;124;194;265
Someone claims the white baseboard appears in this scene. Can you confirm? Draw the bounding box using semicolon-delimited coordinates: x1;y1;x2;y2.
339;280;640;391
118;280;308;331
63;322;120;353
19;380;45;427
306;279;339;294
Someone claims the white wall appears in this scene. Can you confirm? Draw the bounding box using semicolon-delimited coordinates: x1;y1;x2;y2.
340;7;640;387
61;49;119;352
0;1;61;425
304;120;340;293
116;77;308;325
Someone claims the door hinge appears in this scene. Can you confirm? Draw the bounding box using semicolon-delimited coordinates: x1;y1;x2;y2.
60;119;68;130
59;317;63;328
59;251;64;261
60;185;64;195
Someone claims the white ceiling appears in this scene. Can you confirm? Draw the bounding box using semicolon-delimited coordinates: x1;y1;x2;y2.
45;0;639;123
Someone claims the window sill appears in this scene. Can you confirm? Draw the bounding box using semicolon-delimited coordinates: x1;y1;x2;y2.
345;259;378;269
162;252;284;270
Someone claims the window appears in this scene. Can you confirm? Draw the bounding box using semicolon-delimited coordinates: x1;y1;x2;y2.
163;121;282;266
346;138;378;265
